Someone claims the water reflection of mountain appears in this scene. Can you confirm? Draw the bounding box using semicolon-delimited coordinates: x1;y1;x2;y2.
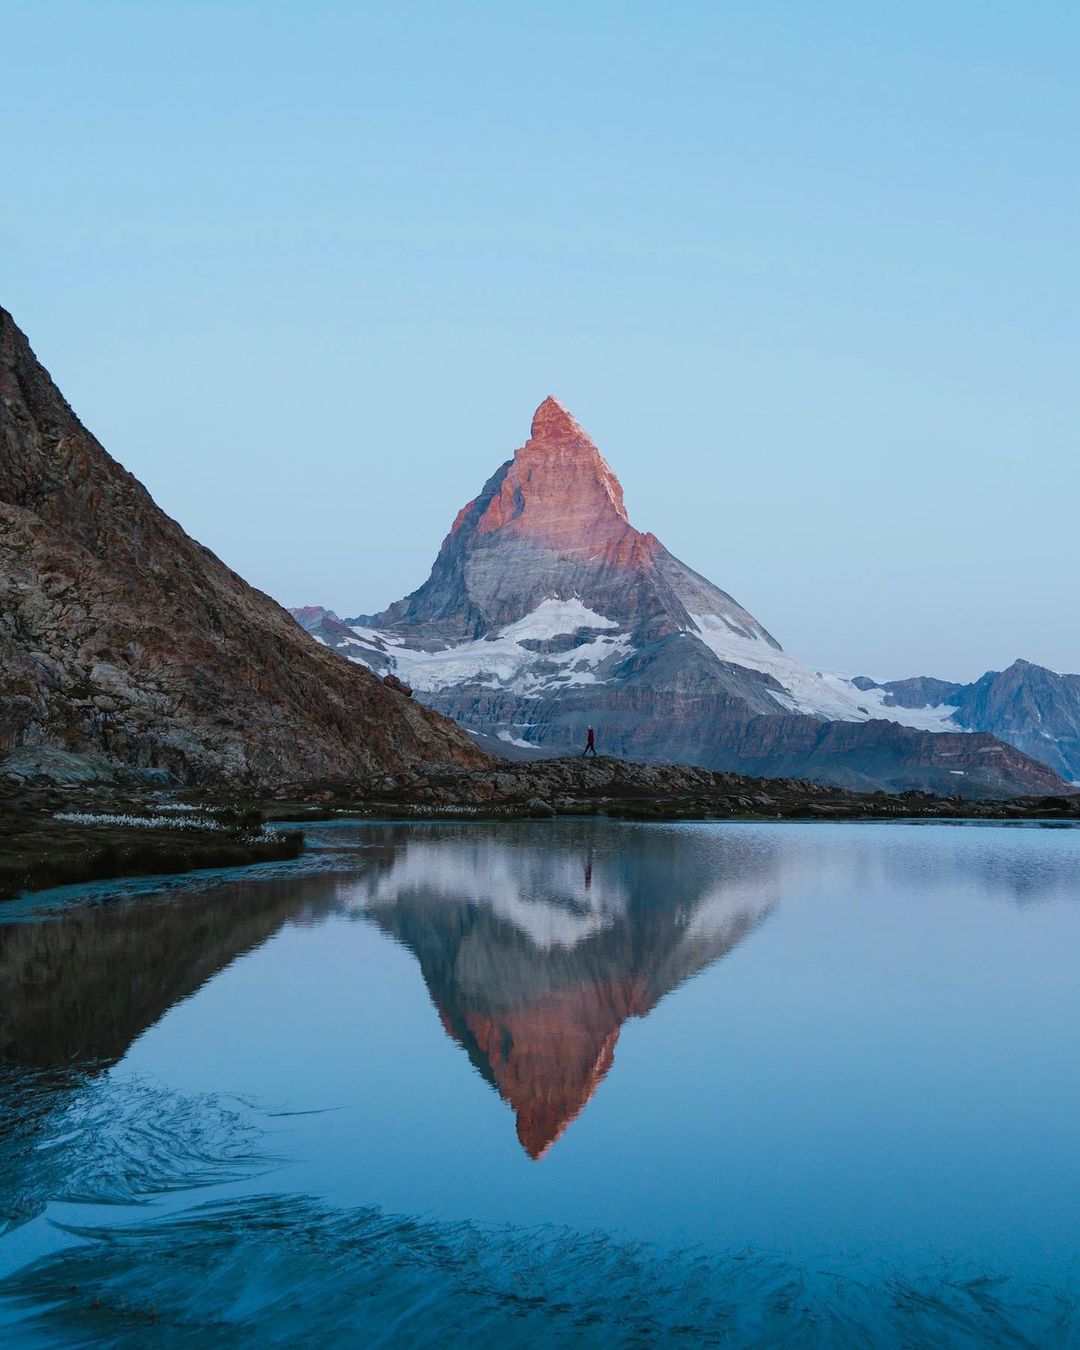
343;822;779;1158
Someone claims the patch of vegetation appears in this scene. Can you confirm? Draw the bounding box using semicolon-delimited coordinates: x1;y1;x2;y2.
0;814;303;902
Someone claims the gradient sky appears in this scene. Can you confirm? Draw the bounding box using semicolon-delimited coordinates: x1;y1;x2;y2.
3;1;1077;681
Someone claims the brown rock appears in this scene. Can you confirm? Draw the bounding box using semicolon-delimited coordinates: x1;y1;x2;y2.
382;673;413;697
0;307;488;785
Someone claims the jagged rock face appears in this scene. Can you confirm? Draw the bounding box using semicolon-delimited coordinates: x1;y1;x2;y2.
0;306;486;785
297;398;1070;797
359;398;778;647
859;660;1080;784
954;662;1080;782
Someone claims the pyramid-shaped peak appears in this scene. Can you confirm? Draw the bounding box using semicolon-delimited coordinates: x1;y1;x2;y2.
529;396;594;449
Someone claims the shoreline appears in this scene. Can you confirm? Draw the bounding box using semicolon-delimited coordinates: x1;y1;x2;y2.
0;807;304;903
3;755;1077;902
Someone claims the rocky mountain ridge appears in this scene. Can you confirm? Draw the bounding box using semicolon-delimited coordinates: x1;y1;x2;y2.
0;305;486;786
855;660;1080;784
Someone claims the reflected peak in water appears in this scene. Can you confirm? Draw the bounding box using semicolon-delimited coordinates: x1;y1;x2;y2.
342;822;779;1158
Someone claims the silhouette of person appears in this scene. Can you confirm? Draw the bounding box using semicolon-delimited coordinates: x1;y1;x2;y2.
583;725;597;757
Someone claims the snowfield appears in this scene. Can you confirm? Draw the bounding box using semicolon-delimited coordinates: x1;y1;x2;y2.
688;611;961;730
348;599;632;696
336;597;964;742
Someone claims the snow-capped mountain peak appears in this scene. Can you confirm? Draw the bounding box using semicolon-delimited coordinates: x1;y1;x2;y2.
291;399;1069;795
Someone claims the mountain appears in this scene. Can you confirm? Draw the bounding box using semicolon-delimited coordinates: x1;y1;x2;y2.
0;306;485;785
855;660;1080;784
295;398;1068;797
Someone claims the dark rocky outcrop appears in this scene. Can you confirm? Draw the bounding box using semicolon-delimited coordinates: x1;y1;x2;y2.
851;674;964;708
0;306;487;786
223;756;1080;824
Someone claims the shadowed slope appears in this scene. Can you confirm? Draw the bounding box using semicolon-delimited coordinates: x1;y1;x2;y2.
0;306;487;784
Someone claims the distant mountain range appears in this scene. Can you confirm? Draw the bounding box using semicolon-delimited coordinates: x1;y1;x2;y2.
294;398;1075;796
852;661;1080;785
0;306;483;785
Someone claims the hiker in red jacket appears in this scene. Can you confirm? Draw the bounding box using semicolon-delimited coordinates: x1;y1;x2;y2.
583;725;597;757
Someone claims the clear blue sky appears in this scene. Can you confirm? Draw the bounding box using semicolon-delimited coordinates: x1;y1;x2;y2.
3;1;1077;681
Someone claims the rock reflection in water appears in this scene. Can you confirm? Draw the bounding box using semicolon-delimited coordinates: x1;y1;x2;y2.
341;822;779;1158
0;869;341;1071
0;869;342;1233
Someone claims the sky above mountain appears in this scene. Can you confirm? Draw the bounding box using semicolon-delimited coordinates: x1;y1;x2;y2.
3;2;1077;682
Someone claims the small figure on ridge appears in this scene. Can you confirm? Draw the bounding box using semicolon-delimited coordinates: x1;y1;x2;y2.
583;725;597;757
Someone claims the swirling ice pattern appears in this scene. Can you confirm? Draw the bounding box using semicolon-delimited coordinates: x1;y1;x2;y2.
0;1067;271;1235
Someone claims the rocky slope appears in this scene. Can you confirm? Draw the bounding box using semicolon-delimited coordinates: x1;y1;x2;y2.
0;306;486;786
855;660;1080;784
295;398;1068;797
228;756;1078;821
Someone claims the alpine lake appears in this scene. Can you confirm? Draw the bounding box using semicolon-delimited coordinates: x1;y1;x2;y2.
2;817;1079;1346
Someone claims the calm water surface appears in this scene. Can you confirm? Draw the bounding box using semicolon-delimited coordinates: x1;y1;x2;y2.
2;819;1080;1345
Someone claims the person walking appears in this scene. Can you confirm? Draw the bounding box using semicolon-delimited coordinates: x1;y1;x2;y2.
583;725;597;757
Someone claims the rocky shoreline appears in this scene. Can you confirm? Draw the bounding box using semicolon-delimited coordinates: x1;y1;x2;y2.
0;791;304;902
4;755;1076;903
255;755;1080;823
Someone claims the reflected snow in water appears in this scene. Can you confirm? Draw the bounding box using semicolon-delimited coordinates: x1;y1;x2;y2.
2;819;1080;1345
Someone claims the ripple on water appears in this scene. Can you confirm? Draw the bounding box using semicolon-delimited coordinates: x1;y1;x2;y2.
1;1191;1079;1348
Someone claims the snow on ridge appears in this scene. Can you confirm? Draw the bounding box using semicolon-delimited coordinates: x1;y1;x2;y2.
687;611;870;719
500;597;619;641
351;600;630;699
818;675;961;732
687;611;963;731
334;595;964;737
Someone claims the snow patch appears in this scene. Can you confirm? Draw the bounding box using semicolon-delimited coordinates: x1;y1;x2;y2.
352;600;630;695
688;611;963;731
500;597;619;642
350;625;403;648
497;730;537;748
